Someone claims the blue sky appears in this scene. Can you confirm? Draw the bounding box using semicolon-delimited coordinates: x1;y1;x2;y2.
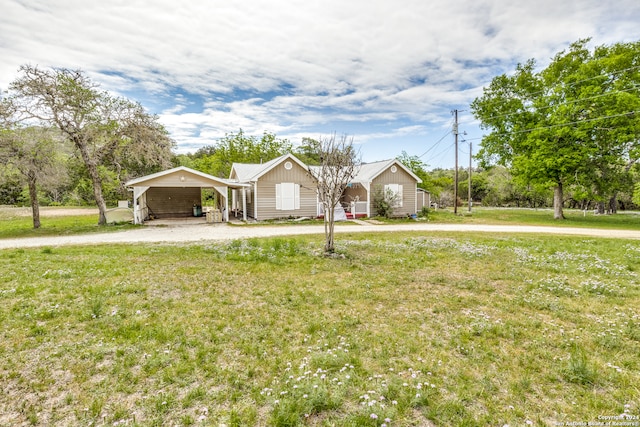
2;0;639;169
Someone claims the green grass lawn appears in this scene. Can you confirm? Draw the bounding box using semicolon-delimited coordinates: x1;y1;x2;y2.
423;207;640;230
1;231;638;426
0;207;136;239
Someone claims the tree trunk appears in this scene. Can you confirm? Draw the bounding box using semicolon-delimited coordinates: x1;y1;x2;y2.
27;170;41;229
596;201;605;215
325;203;335;253
553;183;564;220
609;194;618;214
76;141;108;225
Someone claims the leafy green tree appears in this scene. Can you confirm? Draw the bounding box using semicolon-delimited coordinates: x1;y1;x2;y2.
293;137;322;165
7;65;174;225
171;154;195;168
396;151;431;191
427;168;454;205
573;42;640;213
197;130;292;177
0;171;25;205
0;126;67;228
472;39;640;219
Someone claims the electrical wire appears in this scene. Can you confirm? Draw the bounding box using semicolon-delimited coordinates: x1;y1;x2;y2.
426;140;455;167
478;84;640;123
417;126;452;159
472;63;640;124
465;110;638;142
487;64;640;106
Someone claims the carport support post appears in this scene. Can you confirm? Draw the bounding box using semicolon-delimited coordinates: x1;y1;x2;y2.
242;187;247;221
362;182;371;217
132;186;149;224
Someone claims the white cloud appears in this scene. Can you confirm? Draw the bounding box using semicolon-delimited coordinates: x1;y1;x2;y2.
1;0;639;166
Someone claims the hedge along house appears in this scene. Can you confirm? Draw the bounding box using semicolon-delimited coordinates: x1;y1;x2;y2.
125;166;249;224
340;159;423;218
229;153;319;220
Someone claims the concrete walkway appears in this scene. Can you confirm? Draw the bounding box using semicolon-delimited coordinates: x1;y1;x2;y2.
1;221;639;249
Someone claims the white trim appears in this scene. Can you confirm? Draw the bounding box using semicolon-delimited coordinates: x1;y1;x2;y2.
362;182;371;217
254;182;258;220
125;166;241;188
242;187;247;221
132;186;150;224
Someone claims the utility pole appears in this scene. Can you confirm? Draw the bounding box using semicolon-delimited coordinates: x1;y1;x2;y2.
468;141;472;213
453;109;458;215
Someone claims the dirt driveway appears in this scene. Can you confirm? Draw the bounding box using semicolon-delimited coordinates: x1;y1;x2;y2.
1;220;639;249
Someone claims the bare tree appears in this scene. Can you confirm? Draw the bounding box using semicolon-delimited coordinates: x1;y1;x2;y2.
8;65;174;225
308;134;360;253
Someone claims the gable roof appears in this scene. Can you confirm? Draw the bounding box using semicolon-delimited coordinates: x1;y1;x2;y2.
352;159;422;183
229;154;422;185
230;153;309;182
125;166;246;188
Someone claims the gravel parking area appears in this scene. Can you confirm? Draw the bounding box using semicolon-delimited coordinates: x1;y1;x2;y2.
1;221;639;249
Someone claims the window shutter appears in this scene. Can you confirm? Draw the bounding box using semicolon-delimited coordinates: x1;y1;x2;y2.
277;182;298;210
276;184;282;210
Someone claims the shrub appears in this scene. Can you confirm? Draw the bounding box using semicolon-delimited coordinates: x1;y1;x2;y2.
372;185;399;218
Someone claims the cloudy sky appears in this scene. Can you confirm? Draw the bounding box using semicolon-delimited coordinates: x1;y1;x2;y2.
1;0;639;168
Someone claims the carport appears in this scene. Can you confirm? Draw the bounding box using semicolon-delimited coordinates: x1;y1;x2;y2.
125;166;249;224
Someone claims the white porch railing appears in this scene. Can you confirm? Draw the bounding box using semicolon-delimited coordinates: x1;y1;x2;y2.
351;201;368;215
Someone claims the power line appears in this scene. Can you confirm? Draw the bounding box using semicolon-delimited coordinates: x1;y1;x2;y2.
417;126;452;159
427;142;455;169
479;84;640;123
498;64;640;103
465;110;638;142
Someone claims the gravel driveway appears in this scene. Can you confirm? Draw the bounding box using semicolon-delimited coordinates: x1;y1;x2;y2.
1;221;639;249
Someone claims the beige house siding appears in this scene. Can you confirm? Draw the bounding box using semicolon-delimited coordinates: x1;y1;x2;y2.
246;186;256;218
139;170;218;187
255;161;317;220
370;167;417;217
416;189;430;211
146;187;201;218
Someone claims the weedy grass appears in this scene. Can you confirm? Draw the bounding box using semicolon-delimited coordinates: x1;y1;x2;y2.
1;232;639;426
427;207;640;230
0;212;136;239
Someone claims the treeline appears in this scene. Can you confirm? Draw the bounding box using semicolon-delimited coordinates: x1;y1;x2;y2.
472;39;640;218
2;124;640;216
421;165;639;211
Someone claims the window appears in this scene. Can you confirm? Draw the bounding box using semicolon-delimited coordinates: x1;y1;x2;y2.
276;182;300;210
384;184;403;208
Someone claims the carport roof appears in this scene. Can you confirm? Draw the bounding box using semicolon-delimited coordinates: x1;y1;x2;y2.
125;166;249;188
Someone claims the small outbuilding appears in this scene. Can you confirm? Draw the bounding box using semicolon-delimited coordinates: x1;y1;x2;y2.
416;188;431;212
125;166;249;224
